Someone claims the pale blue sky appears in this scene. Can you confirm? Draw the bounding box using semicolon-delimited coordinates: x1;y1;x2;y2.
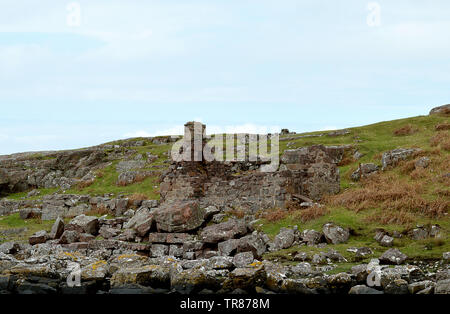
1;0;449;154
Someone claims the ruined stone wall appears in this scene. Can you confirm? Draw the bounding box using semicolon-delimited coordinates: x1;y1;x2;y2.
160;144;346;212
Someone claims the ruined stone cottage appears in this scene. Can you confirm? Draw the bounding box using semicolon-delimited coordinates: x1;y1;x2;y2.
159;122;348;213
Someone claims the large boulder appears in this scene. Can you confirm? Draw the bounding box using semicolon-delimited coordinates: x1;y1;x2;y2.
154;200;205;233
58;230;80;244
429;104;450;115
300;229;322;246
236;233;267;258
200;219;248;244
323;223;349;244
66;215;99;235
123;207;152;229
269;228;296;251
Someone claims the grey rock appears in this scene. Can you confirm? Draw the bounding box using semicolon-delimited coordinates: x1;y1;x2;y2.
49;217;65;239
435;279;450;294
415;157;430;169
379;248;408;265
151;244;169;257
384;279;409;294
123;207;151;229
236;234;267;258
66;214;99;235
429;104;450;115
351;163;379;181
323;223;349;244
380;235;394;247
301;229;322;246
408;280;434;294
154;200;205;233
200;219;247;243
293;252;309;261
29;230;48;245
269;228;295;251
349;285;383;294
232;252;254;268
169;245;184;258
218;239;240;256
58;230;80;244
381;148;422;170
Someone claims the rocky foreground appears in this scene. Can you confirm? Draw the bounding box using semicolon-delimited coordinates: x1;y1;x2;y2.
1;110;449;295
0;204;449;294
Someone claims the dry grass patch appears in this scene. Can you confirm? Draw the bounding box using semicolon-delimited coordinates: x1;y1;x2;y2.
327;173;448;218
228;208;246;219
430;131;450;150
365;210;415;225
297;205;329;223
86;204;112;217
435;122;450;131
262;208;288;222
76;179;94;190
127;193;148;208
393;124;418;136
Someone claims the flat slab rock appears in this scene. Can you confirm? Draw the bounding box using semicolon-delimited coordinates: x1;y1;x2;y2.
153;200;206;233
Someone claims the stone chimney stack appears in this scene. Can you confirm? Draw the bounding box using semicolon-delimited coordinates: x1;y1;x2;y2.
184;121;206;162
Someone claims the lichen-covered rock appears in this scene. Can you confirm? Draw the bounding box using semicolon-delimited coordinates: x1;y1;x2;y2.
218;239;240;256
49;217;65;240
81;261;109;281
154;200;205;233
123;207;151;229
269;228;295;251
348;285;383;294
66;214;99;235
300;229;322;246
351;163;379;181
384;279;409;294
415;157;430;169
29;230;48;245
379;249;408;265
150;244;169;257
236;233;267;258
381;148;422;170
170;267;225;294
58;230;80;244
232;252;254;268
200;219;247;244
323;223;349;244
222;265;266;292
110;265;170;288
408;280;435;294
435;279;450;294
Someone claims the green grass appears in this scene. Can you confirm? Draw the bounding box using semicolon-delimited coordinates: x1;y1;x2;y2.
0;213;56;244
5;188;59;201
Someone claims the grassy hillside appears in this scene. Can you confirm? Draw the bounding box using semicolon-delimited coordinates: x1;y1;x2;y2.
1;113;449;267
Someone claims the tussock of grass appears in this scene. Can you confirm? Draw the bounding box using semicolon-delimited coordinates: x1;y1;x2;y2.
328;173;448;219
435;122;450;131
393;124;418;136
